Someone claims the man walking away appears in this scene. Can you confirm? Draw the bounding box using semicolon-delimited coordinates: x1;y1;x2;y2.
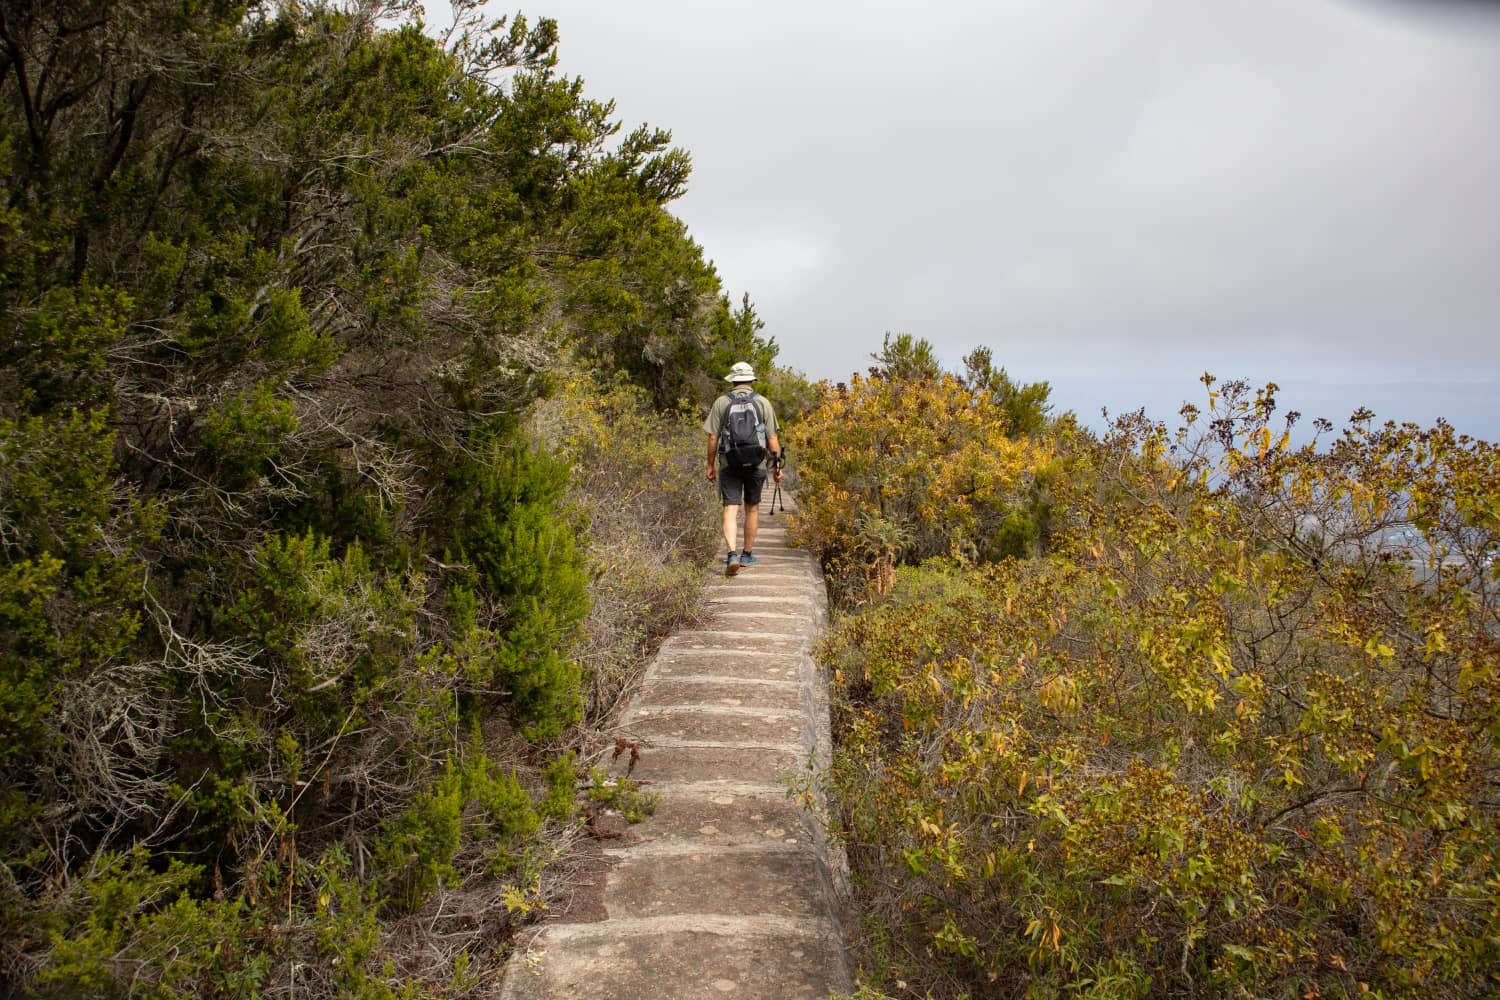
704;362;783;575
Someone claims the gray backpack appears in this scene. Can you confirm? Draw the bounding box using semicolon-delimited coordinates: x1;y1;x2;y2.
718;391;768;468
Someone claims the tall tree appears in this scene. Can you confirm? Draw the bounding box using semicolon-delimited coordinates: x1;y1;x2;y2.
962;346;1053;437
871;331;942;381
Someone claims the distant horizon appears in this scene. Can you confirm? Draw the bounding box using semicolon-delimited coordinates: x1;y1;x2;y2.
778;350;1498;444
1047;371;1500;444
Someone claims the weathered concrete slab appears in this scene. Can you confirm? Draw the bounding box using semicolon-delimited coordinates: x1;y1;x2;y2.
640;677;801;711
706;595;803;612
619;787;807;848
708;572;822;590
706;573;823;590
651;651;803;681
706;611;822;639
662;631;807;655
606;743;803;785
720;571;807;582
504;918;842;1000
623;706;803;745
705;588;824;607
603;850;825;919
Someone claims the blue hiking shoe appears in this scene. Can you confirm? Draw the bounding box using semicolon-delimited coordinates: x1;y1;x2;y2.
725;551;741;576
738;551;758;567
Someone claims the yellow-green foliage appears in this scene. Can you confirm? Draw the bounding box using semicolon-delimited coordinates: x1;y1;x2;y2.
787;370;1049;601
376;748;560;912
816;379;1500;998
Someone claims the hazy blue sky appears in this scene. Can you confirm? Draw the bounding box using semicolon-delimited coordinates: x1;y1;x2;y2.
453;0;1500;438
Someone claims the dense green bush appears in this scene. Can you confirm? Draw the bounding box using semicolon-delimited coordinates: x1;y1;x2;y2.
444;435;590;738
375;748;560;913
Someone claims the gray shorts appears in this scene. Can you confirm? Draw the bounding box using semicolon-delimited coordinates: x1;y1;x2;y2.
718;465;766;506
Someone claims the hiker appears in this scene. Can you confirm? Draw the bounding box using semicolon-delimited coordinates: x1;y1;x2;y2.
704;361;783;575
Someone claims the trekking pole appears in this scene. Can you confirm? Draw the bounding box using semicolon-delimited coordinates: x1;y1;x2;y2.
767;448;787;517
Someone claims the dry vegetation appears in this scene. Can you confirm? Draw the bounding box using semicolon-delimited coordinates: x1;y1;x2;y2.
795;360;1499;999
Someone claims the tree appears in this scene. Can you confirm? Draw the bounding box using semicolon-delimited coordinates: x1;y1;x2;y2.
961;346;1053;437
706;293;778;387
870;331;942;381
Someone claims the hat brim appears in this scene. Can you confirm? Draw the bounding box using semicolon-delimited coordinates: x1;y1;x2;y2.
725;375;756;383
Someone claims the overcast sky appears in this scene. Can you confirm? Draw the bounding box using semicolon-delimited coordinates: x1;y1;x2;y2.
458;0;1500;438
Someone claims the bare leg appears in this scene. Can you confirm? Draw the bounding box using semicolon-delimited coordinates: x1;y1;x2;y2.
743;504;760;553
721;504;740;554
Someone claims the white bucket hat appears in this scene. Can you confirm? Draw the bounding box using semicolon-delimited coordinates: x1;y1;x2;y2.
724;361;757;383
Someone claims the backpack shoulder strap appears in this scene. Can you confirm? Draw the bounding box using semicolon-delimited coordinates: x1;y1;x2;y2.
752;391;771;423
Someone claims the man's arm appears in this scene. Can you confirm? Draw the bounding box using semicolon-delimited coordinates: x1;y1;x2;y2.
761;396;783;481
705;433;718;481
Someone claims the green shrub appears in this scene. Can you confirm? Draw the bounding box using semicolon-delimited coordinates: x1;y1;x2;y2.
30;842;428;999
35;848;250;999
539;752;580;822
444;434;588;739
2;282;129;415
375;745;575;912
464;752;540;873
200;381;300;490
377;766;467;912
587;768;659;824
0;409;144;853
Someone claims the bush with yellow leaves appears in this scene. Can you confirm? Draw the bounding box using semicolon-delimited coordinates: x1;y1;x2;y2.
814;376;1500;999
787;368;1051;603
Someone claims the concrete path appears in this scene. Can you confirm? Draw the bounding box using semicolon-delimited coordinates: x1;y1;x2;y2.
500;494;851;999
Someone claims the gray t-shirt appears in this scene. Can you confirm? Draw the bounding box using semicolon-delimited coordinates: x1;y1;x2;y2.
703;387;778;469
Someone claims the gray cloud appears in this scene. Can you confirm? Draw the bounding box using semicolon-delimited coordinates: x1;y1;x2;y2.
470;0;1500;434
